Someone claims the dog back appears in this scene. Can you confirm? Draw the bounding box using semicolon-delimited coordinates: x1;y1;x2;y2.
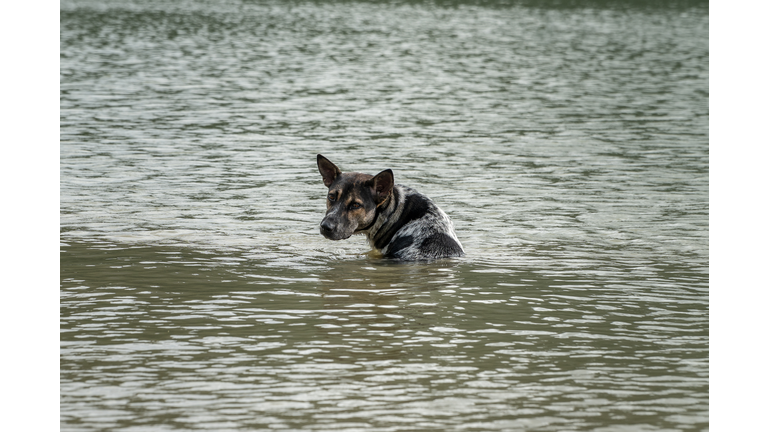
367;185;464;260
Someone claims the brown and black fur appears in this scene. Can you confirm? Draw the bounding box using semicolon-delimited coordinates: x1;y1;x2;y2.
317;154;464;261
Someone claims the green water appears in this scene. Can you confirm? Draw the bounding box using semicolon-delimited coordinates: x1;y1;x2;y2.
61;0;708;430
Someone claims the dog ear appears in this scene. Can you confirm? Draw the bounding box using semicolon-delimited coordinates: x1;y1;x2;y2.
370;169;394;204
317;154;342;188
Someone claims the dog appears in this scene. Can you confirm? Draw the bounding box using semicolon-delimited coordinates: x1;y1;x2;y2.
317;154;464;261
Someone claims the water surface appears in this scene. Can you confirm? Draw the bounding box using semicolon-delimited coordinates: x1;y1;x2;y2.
61;0;708;430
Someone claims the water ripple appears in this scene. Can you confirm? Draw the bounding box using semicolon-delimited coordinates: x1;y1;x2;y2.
61;1;707;430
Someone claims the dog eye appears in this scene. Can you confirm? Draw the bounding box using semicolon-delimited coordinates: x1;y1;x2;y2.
327;193;336;202
349;202;362;210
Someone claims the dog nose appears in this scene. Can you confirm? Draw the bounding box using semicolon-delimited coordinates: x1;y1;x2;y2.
320;220;335;233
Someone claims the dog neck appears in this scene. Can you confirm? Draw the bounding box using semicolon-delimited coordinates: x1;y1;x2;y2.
361;186;404;250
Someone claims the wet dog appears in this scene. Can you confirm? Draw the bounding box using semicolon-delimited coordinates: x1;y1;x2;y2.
317;154;464;260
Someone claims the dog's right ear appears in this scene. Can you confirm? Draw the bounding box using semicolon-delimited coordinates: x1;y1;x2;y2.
317;154;342;188
370;169;394;204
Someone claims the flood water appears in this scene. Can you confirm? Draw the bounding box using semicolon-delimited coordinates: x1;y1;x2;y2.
60;0;709;430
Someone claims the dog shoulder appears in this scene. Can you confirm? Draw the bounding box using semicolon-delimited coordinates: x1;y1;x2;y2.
382;186;464;260
371;186;431;250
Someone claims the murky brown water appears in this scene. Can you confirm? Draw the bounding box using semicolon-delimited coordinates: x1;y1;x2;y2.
61;0;708;430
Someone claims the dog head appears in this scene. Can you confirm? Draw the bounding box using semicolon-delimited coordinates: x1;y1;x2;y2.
317;154;393;240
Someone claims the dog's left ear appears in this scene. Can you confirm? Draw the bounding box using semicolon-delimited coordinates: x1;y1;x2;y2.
370;169;394;204
317;154;342;188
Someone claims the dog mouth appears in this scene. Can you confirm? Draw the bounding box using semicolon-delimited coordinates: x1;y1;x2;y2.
319;225;353;241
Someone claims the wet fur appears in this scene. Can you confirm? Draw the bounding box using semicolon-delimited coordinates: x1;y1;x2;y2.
317;154;464;261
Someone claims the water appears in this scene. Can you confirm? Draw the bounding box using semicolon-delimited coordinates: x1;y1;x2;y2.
60;0;709;430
